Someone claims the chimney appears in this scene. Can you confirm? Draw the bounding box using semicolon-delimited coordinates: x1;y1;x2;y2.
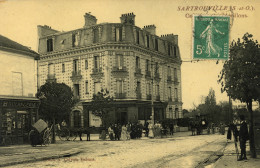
37;25;59;38
143;25;156;35
160;34;178;45
84;12;97;28
120;12;135;25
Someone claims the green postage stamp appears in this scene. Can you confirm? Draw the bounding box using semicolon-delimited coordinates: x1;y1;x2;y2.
193;15;230;59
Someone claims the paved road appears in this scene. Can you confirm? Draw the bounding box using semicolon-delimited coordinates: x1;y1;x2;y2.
7;133;227;168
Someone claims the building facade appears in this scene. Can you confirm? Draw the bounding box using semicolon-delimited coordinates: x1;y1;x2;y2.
0;35;40;145
37;13;182;127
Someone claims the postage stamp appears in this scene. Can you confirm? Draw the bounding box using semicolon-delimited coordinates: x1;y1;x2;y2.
193;15;230;59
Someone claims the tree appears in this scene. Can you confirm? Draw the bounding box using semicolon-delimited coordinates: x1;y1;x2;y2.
88;89;114;128
36;82;77;142
219;33;260;158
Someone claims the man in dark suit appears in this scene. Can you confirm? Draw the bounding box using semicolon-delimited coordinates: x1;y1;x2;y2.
238;115;249;161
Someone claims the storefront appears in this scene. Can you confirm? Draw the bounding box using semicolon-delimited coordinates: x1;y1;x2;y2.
0;96;40;145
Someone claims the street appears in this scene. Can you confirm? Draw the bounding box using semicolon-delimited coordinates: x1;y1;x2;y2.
6;132;227;168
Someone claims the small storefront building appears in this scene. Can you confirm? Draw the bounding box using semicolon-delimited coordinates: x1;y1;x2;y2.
0;96;40;145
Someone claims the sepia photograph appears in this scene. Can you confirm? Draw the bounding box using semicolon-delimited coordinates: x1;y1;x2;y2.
0;0;259;167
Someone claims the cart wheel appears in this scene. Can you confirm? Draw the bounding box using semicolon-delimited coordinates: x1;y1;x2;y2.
43;129;52;146
68;132;77;141
58;127;70;141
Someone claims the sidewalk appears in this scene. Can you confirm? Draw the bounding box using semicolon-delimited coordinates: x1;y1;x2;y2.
0;132;191;167
212;140;260;168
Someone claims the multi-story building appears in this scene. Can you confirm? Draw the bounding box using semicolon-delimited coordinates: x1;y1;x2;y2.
37;13;182;127
0;35;40;145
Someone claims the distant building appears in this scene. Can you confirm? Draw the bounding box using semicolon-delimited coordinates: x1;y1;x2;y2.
232;100;259;111
0;35;40;145
37;13;182;127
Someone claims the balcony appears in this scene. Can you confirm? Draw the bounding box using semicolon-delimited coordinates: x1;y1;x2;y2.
91;68;103;78
156;95;160;101
112;66;127;72
174;98;179;102
115;92;126;99
174;77;179;85
71;70;82;82
46;74;56;83
146;94;152;100
136;92;142;99
145;71;151;79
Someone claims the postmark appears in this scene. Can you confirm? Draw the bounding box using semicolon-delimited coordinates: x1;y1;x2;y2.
193;15;230;60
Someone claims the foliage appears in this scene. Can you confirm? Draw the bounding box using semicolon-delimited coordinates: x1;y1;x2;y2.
36;82;77;124
218;33;259;158
219;33;260;103
88;89;114;128
177;118;190;127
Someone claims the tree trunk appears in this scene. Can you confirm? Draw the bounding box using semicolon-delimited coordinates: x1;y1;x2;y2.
247;100;256;158
52;117;56;143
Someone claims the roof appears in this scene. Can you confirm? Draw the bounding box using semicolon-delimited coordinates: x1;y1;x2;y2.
0;34;39;59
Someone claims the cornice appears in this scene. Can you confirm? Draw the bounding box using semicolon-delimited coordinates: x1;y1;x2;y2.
39;42;182;64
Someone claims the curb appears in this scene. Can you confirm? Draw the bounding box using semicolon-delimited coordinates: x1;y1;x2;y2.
0;148;82;167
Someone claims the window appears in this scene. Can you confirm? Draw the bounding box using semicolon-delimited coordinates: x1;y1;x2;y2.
175;88;178;100
94;56;100;70
116;80;124;94
72;34;76;47
94;82;101;94
136;56;140;69
85;81;89;94
73;84;80;98
168;43;171;56
145;59;150;72
146;35;149;48
167;66;171;76
155;62;159;74
168;87;172;98
137;81;141;93
174;68;177;79
169;108;173;118
116;55;124;68
47;38;53;52
48;63;54;75
146;83;151;95
115;27;122;41
156;85;159;96
155;38;158;51
136;30;140;44
85;59;88;70
174;46;177;57
175;108;179;119
93;28;99;43
62;63;65;73
73;59;79;72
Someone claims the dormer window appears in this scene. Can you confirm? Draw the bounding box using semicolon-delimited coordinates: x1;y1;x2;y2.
47;38;53;52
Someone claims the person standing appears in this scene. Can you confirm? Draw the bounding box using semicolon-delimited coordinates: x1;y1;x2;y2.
169;122;174;136
121;124;127;141
148;122;154;138
108;124;114;140
238;115;249;161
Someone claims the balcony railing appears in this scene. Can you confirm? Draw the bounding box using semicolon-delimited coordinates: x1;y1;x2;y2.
115;92;126;99
112;66;127;72
71;70;82;78
145;71;151;78
156;95;160;101
146;94;152;100
92;68;102;73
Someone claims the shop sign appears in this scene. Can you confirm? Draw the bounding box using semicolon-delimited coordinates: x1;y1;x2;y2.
1;100;38;108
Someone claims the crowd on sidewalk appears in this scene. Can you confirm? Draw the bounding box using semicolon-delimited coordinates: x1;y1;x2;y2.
99;121;175;141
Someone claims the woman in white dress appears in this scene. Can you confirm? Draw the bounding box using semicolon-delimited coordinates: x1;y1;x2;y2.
148;123;154;138
121;124;127;141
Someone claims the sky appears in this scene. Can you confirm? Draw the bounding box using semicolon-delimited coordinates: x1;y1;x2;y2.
0;0;259;109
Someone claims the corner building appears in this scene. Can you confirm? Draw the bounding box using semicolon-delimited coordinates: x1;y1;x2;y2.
37;13;182;127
